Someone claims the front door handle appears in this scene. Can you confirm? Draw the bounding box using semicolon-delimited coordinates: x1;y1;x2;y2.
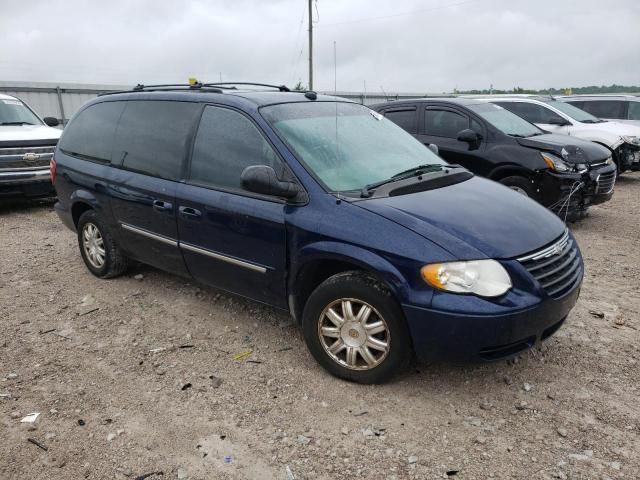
153;199;173;212
179;206;202;218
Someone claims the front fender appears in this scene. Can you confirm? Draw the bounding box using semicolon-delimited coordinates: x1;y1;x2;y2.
291;241;433;307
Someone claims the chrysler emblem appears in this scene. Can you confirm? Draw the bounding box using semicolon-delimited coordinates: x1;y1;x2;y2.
23;152;40;162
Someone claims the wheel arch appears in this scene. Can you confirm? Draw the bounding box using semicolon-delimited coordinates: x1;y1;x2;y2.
288;243;407;323
488;164;536;181
69;190;103;227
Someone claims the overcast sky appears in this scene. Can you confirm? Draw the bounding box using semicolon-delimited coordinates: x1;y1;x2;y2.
1;0;638;93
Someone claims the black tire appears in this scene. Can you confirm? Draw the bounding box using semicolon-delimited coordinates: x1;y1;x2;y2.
302;271;411;384
77;210;129;278
499;175;535;197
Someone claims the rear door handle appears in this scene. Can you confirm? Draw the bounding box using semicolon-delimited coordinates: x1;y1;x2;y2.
153;200;173;212
179;206;202;218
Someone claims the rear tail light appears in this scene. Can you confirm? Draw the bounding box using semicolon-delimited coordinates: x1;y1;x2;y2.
50;157;57;184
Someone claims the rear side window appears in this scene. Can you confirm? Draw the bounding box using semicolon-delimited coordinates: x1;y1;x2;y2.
497;102;566;124
628;102;640;120
383;108;417;134
424;109;469;138
189;106;284;191
579;100;625;119
59;101;125;162
113;101;200;180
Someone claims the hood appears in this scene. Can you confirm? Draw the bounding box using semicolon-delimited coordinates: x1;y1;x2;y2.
0;124;62;142
356;176;566;259
578;120;640;137
515;133;610;163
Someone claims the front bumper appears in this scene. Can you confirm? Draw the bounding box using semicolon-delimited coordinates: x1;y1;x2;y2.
404;283;580;363
539;163;616;221
0;168;55;198
616;144;640;172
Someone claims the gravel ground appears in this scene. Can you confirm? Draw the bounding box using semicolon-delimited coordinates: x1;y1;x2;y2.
1;174;639;480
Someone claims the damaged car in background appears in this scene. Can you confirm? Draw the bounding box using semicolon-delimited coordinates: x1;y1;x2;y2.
490;96;640;174
373;98;616;222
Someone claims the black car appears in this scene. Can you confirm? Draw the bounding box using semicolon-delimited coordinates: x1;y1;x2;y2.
372;98;617;221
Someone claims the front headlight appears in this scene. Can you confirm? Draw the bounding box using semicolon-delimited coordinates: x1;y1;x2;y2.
541;152;570;173
421;260;512;297
622;135;640;146
605;156;614;166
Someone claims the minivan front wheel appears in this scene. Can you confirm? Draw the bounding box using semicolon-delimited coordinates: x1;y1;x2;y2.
77;210;129;278
302;271;411;383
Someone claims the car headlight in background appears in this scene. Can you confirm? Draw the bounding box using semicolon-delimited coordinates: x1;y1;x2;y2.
421;260;512;297
622;135;640;146
541;152;587;173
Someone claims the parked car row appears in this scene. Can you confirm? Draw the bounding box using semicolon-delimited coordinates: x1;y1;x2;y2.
2;85;636;383
372;98;617;221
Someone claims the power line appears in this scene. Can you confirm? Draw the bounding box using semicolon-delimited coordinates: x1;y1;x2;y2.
315;0;482;28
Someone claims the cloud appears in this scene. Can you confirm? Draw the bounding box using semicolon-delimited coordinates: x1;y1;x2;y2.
0;0;638;92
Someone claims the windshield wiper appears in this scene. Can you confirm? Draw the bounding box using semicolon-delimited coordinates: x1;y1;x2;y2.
361;163;449;198
581;119;599;124
0;121;36;125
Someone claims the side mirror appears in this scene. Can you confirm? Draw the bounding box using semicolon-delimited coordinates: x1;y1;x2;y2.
43;117;59;127
241;165;300;199
427;143;439;155
548;117;570;126
457;129;481;150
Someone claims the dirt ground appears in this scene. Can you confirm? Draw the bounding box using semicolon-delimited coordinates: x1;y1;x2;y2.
1;175;639;480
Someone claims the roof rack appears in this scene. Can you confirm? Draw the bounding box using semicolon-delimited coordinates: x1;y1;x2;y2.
98;83;224;96
202;82;290;92
98;81;293;97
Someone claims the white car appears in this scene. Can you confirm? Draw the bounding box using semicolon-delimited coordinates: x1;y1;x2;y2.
0;93;62;198
484;96;640;173
558;95;640;127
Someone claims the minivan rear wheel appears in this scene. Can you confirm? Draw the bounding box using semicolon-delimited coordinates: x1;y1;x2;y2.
302;271;411;384
499;176;534;197
77;210;129;278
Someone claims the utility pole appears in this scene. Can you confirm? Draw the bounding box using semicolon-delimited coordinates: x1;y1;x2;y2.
308;0;313;90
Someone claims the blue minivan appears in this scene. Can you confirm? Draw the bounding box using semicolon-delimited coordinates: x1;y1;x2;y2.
52;83;583;383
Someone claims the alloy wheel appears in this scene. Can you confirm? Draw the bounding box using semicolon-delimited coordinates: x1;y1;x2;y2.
82;222;106;269
317;298;390;370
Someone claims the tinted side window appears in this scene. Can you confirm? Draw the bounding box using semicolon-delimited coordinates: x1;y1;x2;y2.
189;106;284;191
59;101;125;162
113;101;200;180
628;102;640;120
383;109;417;134
580;100;625;119
498;102;563;124
424;109;469;138
471;118;483;134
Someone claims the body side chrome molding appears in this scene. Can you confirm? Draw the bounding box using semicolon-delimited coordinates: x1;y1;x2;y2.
121;223;178;247
180;242;267;273
119;223;267;273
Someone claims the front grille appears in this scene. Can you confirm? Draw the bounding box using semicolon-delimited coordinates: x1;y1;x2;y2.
517;229;582;299
595;169;616;194
0;145;56;170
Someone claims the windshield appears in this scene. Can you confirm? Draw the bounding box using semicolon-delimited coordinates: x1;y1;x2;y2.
260;102;447;192
544;100;601;123
468;103;542;137
0;98;42;125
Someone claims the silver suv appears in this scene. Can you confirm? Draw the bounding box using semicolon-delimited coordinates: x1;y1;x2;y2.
559;95;640;127
0;93;61;199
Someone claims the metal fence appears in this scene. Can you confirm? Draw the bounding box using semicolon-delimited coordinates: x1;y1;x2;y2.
0;81;128;125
